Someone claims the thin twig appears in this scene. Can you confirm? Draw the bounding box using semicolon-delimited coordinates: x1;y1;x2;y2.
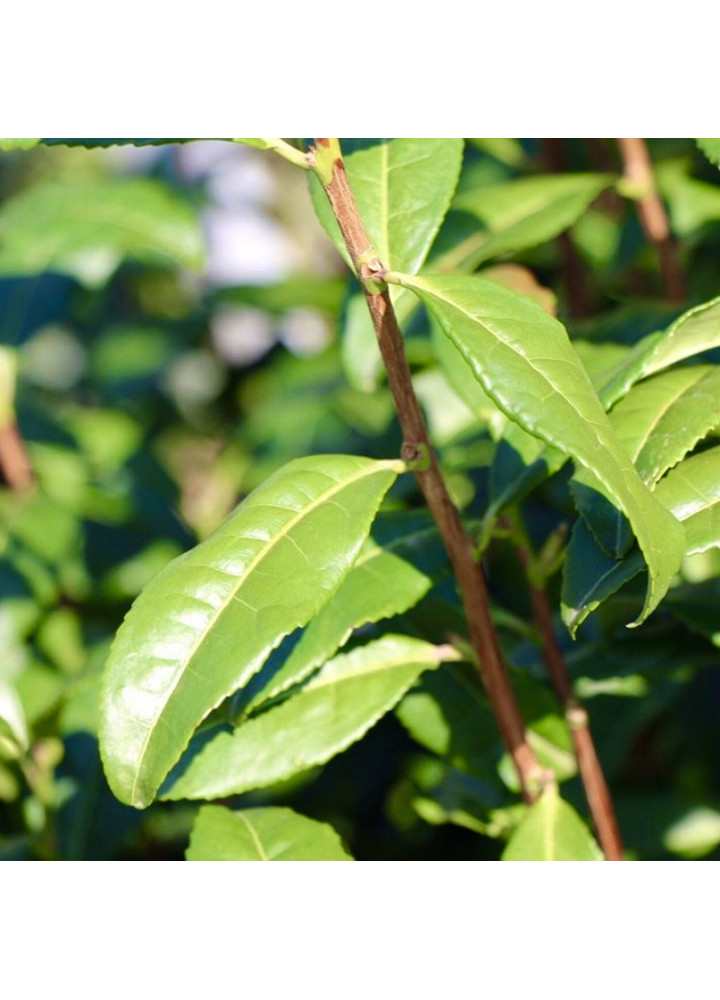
617;138;685;302
514;528;624;860
0;422;33;489
540;139;592;318
311;139;549;802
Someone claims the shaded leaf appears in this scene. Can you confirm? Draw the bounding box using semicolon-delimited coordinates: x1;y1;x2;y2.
164;635;455;801
311;139;464;274
502;784;603;860
186;805;352;860
562;446;720;633
452;173;612;269
392;272;685;625
100;454;403;808
0;177;204;285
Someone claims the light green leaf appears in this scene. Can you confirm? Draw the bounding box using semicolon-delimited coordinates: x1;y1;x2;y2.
562;446;720;633
0;176;204;285
242;518;447;713
696;139;720;168
311;138;464;274
502;785;603;860
0;677;29;761
100;454;403;808
0;139;41;151
641;296;720;379
186;805;353;861
451;173;612;269
391;272;685;626
610;365;720;486
164;635;454;801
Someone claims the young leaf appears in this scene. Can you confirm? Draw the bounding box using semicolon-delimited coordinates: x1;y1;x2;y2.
100;454;403;808
163;635;456;801
310;138;464;274
391;272;685;625
242;519;447;713
186;805;353;861
502;784;604;860
0;177;204;285
451;173;612;269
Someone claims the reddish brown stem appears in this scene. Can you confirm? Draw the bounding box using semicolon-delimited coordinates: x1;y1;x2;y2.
314;140;548;801
516;541;624;860
540;139;592;319
0;422;33;490
617;138;685;302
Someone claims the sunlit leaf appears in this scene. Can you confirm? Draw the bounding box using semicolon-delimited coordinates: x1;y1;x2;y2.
100;454;403;808
502;784;603;860
0;677;29;760
310;138;464;274
164;635;455;801
696;139;720;168
186;804;353;860
392;272;685;626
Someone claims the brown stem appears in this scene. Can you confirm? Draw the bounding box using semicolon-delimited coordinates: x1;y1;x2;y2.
0;422;33;490
515;538;624;860
539;139;591;319
313;139;549;801
617;138;685;302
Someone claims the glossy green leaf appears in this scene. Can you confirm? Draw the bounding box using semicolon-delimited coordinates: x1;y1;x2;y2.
311;138;464;274
696;139;720;168
502;784;603;861
610;365;720;486
641;296;720;379
431;318;506;436
100;454;403;808
562;446;720;633
452;173;612;269
186;805;353;861
0;177;204;285
392;272;685;625
0;677;29;761
243;518;447;713
164;635;454;801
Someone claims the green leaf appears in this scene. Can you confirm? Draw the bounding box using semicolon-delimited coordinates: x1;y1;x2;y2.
502;785;603;860
40;138;206;148
242;518;447;713
610;365;720;486
696;139;720;168
0;176;204;285
451;173;612;269
186;805;353;861
0;677;29;761
0;139;41;151
562;446;720;633
310;139;464;274
163;635;454;801
641;296;720;379
392;272;685;626
100;454;403;808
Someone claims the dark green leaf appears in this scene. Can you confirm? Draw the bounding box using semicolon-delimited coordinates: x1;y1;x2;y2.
502;785;603;860
100;454;403;808
393;272;685;625
186;805;353;860
163;635;454;801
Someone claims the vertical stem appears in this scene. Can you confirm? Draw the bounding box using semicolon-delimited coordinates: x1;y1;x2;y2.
540;139;592;319
0;422;33;489
311;139;549;801
617;137;685;302
514;526;624;860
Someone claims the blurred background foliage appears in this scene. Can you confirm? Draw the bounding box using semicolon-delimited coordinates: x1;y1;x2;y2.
2;139;720;860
